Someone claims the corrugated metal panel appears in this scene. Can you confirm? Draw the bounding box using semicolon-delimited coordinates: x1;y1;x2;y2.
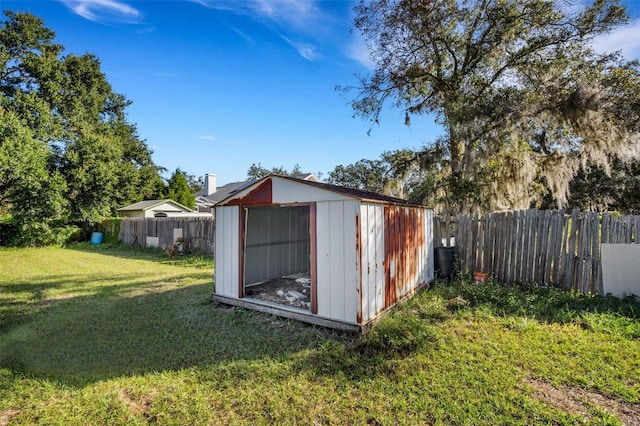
424;209;435;284
224;179;273;206
316;200;359;323
276;175;421;206
383;205;432;309
272;178;360;203
359;203;385;322
244;206;310;284
214;205;240;298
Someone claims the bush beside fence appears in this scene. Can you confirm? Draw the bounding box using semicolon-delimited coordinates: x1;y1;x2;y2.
119;217;215;255
434;209;640;295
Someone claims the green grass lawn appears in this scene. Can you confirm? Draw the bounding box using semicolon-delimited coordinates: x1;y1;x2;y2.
1;245;639;425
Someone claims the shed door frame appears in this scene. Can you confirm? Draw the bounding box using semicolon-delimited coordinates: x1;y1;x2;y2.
237;202;318;315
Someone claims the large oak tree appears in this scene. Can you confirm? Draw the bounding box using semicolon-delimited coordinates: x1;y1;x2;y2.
0;12;163;244
346;0;640;213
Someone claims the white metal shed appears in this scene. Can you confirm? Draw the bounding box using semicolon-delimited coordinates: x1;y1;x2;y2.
212;175;434;331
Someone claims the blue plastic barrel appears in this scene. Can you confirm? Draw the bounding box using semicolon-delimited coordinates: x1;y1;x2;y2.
91;232;103;245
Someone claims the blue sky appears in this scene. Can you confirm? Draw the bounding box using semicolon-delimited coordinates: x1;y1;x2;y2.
4;1;640;186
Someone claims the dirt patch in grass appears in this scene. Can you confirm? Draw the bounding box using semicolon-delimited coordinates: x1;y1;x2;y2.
119;388;158;419
0;409;21;426
526;377;640;425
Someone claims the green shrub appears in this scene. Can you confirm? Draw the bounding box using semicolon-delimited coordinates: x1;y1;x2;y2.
97;217;122;244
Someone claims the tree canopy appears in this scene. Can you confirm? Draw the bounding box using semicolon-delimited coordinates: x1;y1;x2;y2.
0;11;162;244
246;163;304;180
347;0;640;214
327;148;430;201
165;168;196;210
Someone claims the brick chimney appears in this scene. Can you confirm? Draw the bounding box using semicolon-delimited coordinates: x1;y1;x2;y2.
204;173;217;196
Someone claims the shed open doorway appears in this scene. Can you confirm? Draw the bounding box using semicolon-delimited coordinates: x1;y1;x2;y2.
241;204;314;311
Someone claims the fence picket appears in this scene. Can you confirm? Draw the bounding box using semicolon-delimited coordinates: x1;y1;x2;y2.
591;213;601;294
445;208;639;295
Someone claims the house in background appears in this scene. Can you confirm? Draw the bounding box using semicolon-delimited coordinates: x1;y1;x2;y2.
194;172;320;213
212;174;434;331
117;199;196;218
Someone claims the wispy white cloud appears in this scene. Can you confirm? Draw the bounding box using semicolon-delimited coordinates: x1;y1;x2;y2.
194;0;322;30
250;0;319;30
61;0;141;23
198;135;215;141
227;25;254;44
193;0;331;61
282;36;318;61
593;17;640;60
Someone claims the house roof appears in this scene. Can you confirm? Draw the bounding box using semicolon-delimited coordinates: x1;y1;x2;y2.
117;199;192;212
216;175;424;207
202;180;256;205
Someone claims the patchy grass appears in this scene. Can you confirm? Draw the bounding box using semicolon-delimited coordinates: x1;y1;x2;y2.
1;246;639;425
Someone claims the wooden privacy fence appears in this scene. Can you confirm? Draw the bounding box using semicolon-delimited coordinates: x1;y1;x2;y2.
119;217;215;255
434;209;640;294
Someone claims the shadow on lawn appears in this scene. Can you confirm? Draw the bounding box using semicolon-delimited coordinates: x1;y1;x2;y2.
65;243;213;265
3;249;638;388
1;245;353;387
0;280;349;387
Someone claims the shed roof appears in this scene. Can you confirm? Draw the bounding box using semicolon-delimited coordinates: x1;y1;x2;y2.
117;199;192;212
285;176;420;205
216;175;424;207
202;173;321;206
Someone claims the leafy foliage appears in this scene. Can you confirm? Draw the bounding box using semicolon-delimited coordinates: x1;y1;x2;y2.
185;172;204;193
0;11;163;243
246;163;304;180
568;156;640;213
164;168;196;210
347;0;640;214
327;148;425;199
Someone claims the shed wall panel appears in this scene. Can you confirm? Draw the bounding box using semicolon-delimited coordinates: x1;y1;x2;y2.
315;200;359;323
424;209;435;284
272;179;354;204
360;203;385;322
383;206;433;309
214;205;240;298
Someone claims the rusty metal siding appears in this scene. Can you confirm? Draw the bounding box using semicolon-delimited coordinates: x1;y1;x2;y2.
383;205;432;309
214;205;241;298
224;179;273;206
315;200;359;323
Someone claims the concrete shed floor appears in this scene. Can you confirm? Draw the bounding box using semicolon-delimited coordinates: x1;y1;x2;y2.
244;273;311;311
